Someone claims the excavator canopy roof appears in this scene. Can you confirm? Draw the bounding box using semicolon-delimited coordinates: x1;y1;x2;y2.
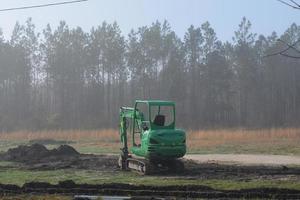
135;100;175;106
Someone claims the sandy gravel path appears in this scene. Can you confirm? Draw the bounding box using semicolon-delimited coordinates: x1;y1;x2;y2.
185;154;300;166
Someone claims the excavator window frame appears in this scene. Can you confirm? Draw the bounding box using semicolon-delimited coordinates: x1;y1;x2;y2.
132;102;150;146
149;104;175;130
134;101;176;131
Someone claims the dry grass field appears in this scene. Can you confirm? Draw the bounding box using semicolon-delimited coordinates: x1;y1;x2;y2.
188;128;300;154
0;128;300;155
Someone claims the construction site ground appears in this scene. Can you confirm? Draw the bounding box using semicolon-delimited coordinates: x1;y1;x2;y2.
0;143;299;199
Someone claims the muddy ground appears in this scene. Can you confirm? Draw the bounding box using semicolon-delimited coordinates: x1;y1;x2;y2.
1;180;300;199
0;144;300;198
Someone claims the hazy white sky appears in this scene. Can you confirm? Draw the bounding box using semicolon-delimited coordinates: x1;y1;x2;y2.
0;0;299;41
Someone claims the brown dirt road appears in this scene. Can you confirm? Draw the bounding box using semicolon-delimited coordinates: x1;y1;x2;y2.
185;154;300;166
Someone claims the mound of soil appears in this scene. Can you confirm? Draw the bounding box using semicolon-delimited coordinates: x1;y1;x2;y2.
0;144;118;171
2;143;79;163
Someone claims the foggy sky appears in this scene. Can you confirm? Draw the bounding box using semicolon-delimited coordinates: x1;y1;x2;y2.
0;0;299;41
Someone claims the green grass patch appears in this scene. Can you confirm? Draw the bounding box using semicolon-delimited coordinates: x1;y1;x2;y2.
0;168;299;191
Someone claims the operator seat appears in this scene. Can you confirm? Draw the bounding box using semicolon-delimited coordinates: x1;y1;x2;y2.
153;115;165;126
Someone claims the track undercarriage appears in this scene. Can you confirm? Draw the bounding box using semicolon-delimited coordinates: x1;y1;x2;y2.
118;155;184;175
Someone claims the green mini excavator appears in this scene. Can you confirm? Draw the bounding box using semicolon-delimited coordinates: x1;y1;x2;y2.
118;100;186;174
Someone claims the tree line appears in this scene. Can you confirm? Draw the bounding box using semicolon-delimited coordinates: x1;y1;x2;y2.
0;17;299;131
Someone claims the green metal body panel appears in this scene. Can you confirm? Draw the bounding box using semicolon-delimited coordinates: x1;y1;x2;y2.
119;100;186;161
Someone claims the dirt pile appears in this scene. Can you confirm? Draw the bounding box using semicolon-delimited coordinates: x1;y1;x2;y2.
2;143;79;163
0;144;118;171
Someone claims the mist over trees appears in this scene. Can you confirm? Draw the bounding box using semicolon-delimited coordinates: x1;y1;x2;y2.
0;17;300;131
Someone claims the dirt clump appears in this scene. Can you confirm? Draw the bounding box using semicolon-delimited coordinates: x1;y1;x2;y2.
4;143;49;162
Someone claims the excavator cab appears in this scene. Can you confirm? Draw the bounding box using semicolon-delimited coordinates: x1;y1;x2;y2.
119;100;186;174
